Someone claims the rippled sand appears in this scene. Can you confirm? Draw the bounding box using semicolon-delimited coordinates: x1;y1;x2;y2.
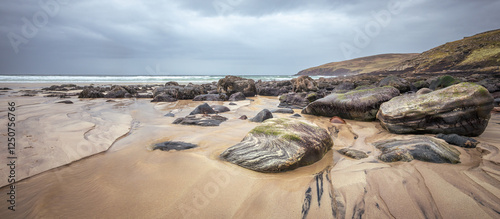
1;84;499;218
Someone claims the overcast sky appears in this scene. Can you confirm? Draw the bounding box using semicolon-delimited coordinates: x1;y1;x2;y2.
1;0;499;76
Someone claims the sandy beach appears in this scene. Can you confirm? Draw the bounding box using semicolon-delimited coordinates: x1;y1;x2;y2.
1;82;500;218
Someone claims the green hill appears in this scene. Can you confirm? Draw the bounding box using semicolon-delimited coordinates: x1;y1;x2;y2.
387;29;500;73
295;53;418;76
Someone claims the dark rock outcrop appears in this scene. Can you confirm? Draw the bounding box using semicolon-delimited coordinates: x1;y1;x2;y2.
292;76;318;93
173;115;228;126
429;75;460;90
78;87;104;98
217;76;257;97
211;105;230;113
151;94;177;102
220;118;333;172
228;92;246;101
56;100;74;104
153;85;205;100
436;134;479;148
105;86;133;98
153;141;198;151
256;80;292;96
378;76;411;93
377;83;494;136
271;108;294;114
250;109;273;122
337;148;368;160
278;92;323;109
302;86;400;121
373;136;461;164
189;103;216;115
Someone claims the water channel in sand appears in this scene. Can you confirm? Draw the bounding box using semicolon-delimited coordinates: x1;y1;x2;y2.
1;85;500;218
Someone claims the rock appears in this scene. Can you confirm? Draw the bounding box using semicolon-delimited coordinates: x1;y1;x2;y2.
105;86;132;98
494;107;500;112
165;81;179;86
494;98;500;106
136;94;154;98
373;136;461;164
330;116;346;124
379;76;410;93
257;80;293;96
436;134;479;148
413;80;430;90
193;94;227;101
416;88;433;95
56;100;73;104
0;87;12;90
333;82;356;93
329;124;358;148
217;75;257;97
250;109;273;122
189;103;216;115
278;92;324;109
151;94;177;102
239;115;248;120
292;76;318;92
220;118;333;172
229;102;237;106
173;115;228;126
228;92;246;101
337;148;368;160
429;75;460;90
78;88;104;98
291;114;302;118
164;112;175;117
377;83;494;137
271;108;294;114
302;86;400;121
153;85;205;100
153;141;197;151
211;105;230;113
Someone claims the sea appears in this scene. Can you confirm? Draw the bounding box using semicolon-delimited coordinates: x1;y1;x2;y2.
0;75;336;84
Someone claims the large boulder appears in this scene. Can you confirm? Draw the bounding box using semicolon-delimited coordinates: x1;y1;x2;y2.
292;76;318;93
104;85;132;98
302;86;400;121
278;92;323;109
378;76;411;93
373;136;461;164
189;103;216;115
217;75;257;97
428;75;460;90
153;85;205;100
228;92;246;101
377;83;494;136
256;80;292;96
220;118;333;172
79;87;104;98
151;94;177;102
250;109;273;122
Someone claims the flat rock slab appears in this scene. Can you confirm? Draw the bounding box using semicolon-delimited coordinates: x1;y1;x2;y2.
377;83;494;136
373;136;461;164
173;115;228;126
220;118;333;172
337;148;368;160
153;141;198;151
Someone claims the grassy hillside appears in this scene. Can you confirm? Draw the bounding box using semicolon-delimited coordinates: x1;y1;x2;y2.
295;53;418;76
388;29;500;73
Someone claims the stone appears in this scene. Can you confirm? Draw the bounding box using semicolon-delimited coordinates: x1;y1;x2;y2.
373;136;461;164
228;92;246;101
211;105;230;113
337;148;368;160
151;94;177;102
239;115;248;120
189;103;216;115
229;102;237;106
220;118;333;172
292;76;318;93
193;94;227;101
330;116;346;124
173;115;228;126
250;109;273;122
302;86;400;121
271;108;294;114
153;85;205;100
256;80;293;96
429;75;460;90
416;88;433;95
377;83;494;137
105;86;132;98
56;100;73;104
78;88;104;98
378;76;410;93
153;141;198;151
291;114;302;118
278;92;310;109
436;134;479;148
164;112;175;117
217;75;257;97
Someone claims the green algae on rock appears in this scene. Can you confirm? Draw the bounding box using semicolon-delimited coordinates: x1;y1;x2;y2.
377;82;494;137
302;86;400;121
220;118;333;173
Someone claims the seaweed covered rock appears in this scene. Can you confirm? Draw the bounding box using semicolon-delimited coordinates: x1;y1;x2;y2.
217;75;257;97
373;136;461;164
220;118;333;172
377;83;494;136
302;86;400;121
429;75;460;90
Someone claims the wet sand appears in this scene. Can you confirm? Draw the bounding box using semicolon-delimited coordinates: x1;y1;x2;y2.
1;83;500;218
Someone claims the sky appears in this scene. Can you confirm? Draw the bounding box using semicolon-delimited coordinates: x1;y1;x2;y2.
0;0;499;76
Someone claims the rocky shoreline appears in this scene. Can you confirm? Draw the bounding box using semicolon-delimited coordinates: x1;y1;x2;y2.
4;72;500;172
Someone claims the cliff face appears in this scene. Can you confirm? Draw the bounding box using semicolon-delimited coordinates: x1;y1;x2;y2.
387;29;500;73
295;54;418;76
